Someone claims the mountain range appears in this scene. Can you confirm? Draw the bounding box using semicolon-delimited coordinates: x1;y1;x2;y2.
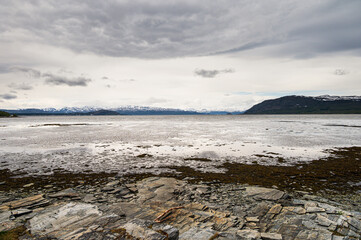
1;95;360;115
0;106;244;116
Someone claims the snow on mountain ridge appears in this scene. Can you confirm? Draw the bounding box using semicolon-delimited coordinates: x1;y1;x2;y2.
34;106;194;113
313;95;361;101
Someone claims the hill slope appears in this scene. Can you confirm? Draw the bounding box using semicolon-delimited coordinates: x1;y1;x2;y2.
244;95;361;114
0;110;17;117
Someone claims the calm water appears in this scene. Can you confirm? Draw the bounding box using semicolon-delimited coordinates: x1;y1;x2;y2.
0;115;360;176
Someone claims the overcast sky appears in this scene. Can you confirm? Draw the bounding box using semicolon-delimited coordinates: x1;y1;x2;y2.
1;0;360;111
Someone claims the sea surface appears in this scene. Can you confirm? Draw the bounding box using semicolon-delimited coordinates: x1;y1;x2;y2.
0;115;360;176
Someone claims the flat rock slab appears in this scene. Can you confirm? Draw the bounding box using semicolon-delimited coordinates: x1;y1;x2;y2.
12;208;32;217
0;194;49;211
306;207;325;213
122;218;179;240
267;204;283;215
179;227;216;240
48;188;80;198
245;187;285;201
261;232;283;240
237;229;261;239
137;177;186;204
29;202;102;238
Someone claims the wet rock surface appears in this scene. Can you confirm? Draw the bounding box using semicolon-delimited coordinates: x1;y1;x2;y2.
0;177;360;239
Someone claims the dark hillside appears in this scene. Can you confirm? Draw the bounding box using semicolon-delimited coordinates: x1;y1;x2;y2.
245;95;361;114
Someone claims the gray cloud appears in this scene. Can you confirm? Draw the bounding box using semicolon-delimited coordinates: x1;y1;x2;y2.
7;66;91;87
8;82;33;90
334;69;349;76
44;73;91;87
195;68;235;78
1;1;360;58
9;66;41;78
0;93;17;100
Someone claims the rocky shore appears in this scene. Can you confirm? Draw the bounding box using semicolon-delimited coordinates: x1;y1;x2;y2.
0;176;360;240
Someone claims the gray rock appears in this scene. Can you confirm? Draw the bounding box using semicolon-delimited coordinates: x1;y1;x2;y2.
292;199;306;206
304;202;318;208
48;188;80;198
237;229;261;239
317;203;339;214
0;211;11;223
12;208;32;217
137;177;185;204
260;232;282;240
267;204;282;215
0;194;49;210
151;223;179;240
346;216;361;232
295;229;332;240
245;187;285;201
347;228;360;238
306;207;325;213
102;186;115;192
246;216;260;222
114;187;131;197
83;194;96;203
316;214;336;227
283;206;306;215
122;218;167;240
29;202;102;238
331;236;347;240
302;220;322;230
105;180;119;187
179;227;216;240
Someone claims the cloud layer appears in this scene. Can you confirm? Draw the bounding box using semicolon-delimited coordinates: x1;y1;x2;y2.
1;0;360;58
0;1;360;110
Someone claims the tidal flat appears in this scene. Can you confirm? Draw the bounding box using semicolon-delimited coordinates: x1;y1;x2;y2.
0;115;360;239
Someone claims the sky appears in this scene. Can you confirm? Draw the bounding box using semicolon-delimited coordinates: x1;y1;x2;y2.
0;0;360;111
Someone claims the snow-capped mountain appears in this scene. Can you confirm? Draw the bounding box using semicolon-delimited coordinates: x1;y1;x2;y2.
313;95;361;101
1;106;202;115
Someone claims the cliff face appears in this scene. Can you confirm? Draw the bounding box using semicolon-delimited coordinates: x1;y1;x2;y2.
244;95;361;114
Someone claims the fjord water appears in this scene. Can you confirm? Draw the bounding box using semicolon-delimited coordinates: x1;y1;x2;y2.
0;115;360;176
